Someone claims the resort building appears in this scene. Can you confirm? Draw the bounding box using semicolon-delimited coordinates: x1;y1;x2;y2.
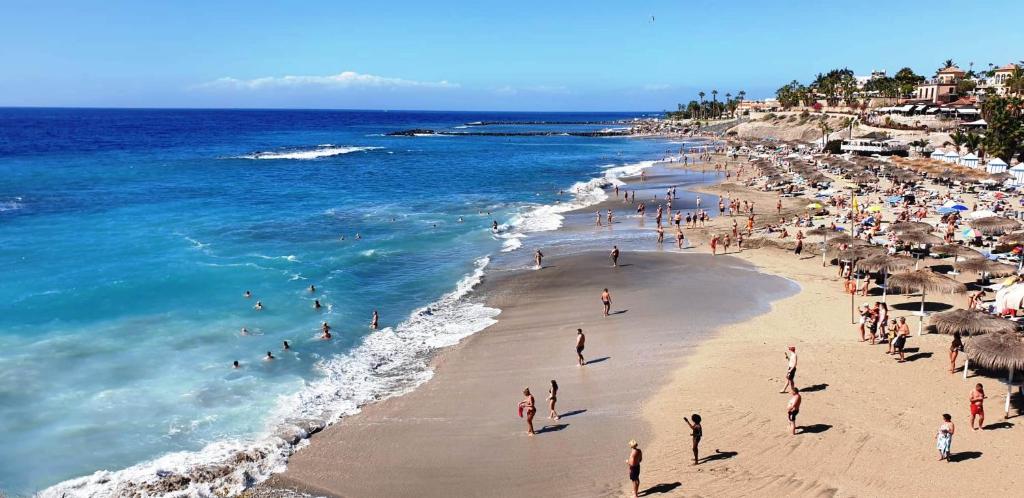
977;63;1020;96
914;66;965;104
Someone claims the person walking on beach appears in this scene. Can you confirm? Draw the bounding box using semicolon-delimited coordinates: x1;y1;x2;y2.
894;317;910;362
937;413;955;461
684;414;703;465
519;388;536;435
970;383;986;430
370;310;379;330
607;209;614;225
780;346;798;393
710;235;719;255
601;288;612;316
534;249;544;269
675;230;685;250
627;440;643;498
950;331;963;374
576;328;586;366
611;245;620;267
787;387;802;435
657;225;665;244
723;234;731;254
547;380;560;420
596;211;603;226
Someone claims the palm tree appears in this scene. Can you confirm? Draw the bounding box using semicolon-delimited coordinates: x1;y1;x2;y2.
711;90;718;118
943;59;955;69
698;91;706;119
964;132;983;154
725;92;732;117
819;120;833;150
948;130;968;153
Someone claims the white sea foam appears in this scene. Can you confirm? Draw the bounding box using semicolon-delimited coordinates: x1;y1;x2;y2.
42;257;498;498
238;146;382;160
499;159;656;245
0;197;24;212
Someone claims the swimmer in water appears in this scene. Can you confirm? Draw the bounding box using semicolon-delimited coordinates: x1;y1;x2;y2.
492;220;499;231
265;351;275;361
321;321;332;339
458;217;464;223
314;299;322;310
371;310;379;330
254;301;263;311
233;360;240;368
240;327;249;336
283;340;290;350
355;233;362;240
309;285;316;293
244;290;252;298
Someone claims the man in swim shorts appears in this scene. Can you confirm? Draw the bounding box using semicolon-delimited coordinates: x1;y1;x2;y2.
780;346;798;393
787;386;801;435
627;439;642;498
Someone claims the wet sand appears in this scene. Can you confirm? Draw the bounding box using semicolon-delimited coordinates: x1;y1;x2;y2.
264;250;794;497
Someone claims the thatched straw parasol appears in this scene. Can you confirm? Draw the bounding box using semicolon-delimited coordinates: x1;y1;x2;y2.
931;309;1018;336
964;331;1024;418
999;231;1024;246
971;216;1021;236
888;270;968;335
890;221;933;234
897;231;943;245
954;258;1018;280
857;254;916;302
827;234;869;247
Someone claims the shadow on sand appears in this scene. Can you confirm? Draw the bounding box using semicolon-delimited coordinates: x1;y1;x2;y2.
640;482;682;495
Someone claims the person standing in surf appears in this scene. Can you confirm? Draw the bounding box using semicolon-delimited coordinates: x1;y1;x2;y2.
535;249;544;269
611;245;620;267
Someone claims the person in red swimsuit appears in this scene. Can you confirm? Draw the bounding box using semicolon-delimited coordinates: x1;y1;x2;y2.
970;383;986;430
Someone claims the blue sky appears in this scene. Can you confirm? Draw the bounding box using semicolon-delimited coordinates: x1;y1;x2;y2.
1;0;1021;111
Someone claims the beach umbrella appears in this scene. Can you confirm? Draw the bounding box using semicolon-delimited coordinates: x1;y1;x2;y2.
954;258;1018;284
807;226;833;267
930;309;1018;336
867;205;883;213
951;204;969;212
890;221;933;234
857;254;915;302
971;216;1020;236
999;232;1024;246
969;210;998;219
962;228;982;239
888;270;968;335
828;234;869;248
897;232;942;245
806;202;823;209
834;245;885;323
937;207;958;215
964;331;1024;418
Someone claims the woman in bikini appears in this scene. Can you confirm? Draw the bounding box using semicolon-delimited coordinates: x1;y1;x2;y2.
547;380;560;420
519;388;536;435
950;331;964;374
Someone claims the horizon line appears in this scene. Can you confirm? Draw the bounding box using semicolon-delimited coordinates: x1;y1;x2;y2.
0;105;667;114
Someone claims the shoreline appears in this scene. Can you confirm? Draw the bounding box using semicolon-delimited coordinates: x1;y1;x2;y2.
263;249;795;497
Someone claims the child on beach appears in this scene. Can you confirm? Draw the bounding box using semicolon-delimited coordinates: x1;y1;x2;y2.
684;414;703;465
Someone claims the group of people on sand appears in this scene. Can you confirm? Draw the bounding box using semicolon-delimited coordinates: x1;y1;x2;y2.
232;287;379;368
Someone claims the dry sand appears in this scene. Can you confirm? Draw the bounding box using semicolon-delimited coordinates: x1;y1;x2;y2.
261;154;1024;497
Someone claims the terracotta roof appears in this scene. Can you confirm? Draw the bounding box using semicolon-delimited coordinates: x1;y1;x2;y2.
996;63;1020;72
944;96;977;107
938;66;965;74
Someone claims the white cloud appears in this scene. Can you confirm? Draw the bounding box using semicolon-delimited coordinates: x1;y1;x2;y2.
195;71;458;91
642;83;672;91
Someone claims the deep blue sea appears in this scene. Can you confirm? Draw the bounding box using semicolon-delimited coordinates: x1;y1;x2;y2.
0;108;705;495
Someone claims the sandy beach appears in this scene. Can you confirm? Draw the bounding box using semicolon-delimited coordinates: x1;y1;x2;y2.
264;249;793;497
260;153;1024;498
